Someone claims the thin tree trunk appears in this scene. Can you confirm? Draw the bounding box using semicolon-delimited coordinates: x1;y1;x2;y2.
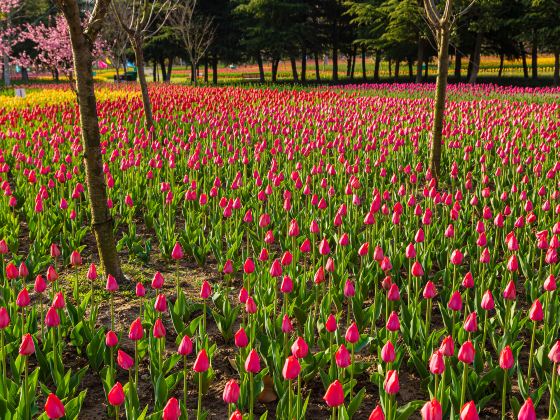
159;58;167;82
394;60;400;81
21;67;29;83
468;31;482;84
59;0;122;280
408;59;413;81
361;47;367;81
257;53;265;82
416;39;424;83
498;53;504;79
332;19;338;82
424;57;429;79
212;56;218;84
388;59;392;78
430;27;451;179
531;32;538;80
301;48;307;83
272;59;279;82
350;47;357;79
133;42;154;130
167;56;174;82
346;54;351;77
290;56;299;82
204;56;209;83
3;54;10;86
554;50;559;86
520;45;529;79
454;49;461;82
314;53;321;81
374;50;381;82
152;60;157;82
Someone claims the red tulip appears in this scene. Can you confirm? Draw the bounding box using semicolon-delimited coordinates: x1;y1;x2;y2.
193;349;210;372
87;263;97;280
245;296;257;314
503;280;516;300
439;336;454;357
381;340;395;363
44;393;65;419
450;249;463;265
386;311;400;332
230;409;243;420
34;275;47;293
234;327;249;348
16;288;30;307
70;250;82;266
162;397;181;420
107;382;125;406
245;349;261;373
411;261;424;277
460;401;478;420
45;306;61;327
46;266;58;282
345;322;360;343
154;294;168;313
136;282;146;297
323;379;344;407
448;291;463;311
105;330;118;347
384;369;399;394
423;281;437;299
369;405;385;420
429;351;445;375
458;341;475;364
529;299;543;322
19;333;35;355
282;355;301;380
0;307;10;329
344;279;355;297
499;345;514;369
178;335;193;356
421;398;442;420
129;318;144;341
518;398;536;420
152;272;165;289
281;314;294;333
153;318;166;338
117;349;134;370
481;290;494;310
463;312;477;332
333;343;350;368
171;242;183;260
105;274;118;292
548;341;560;363
223;379;240;404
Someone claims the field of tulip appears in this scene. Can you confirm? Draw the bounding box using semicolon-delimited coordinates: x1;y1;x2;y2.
0;82;559;419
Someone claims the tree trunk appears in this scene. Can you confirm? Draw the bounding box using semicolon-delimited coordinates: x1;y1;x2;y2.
374;50;381;82
346;54;351;78
531;32;538;80
272;59;279;82
159;58;167;82
424;57;429;79
454;49;461;82
21;67;29;83
54;68;59;82
332;19;338;82
394;60;399;81
3;54;10;86
416;38;424;83
388;59;392;78
212;56;218;84
290;56;299;82
314;53;321;81
59;0;122;280
133;42;154;130
191;61;196;84
301;48;307;83
430;27;451;179
520;44;529;79
204;56;209;83
498;53;504;79
408;59;413;81
152;60;157;82
554;49;559;87
468;31;482;84
350;47;357;79
167;56;174;82
361;47;367;81
257;53;265;82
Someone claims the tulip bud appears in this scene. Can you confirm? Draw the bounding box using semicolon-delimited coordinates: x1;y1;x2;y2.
162;397;181;420
323;380;344;407
458;341;475;364
282;355;301;380
244;349;261;373
421;398;442;420
44;393;65;419
193;349;210;372
384;370;399;394
223;379;240;404
107;382;125;406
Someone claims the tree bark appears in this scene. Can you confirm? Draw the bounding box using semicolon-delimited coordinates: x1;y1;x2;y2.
133;42;154;130
271;58;279;82
3;54;10;86
257;53;265;82
314;53;321;81
374;50;381;82
554;49;559;87
204;56;209;83
361;47;367;81
408;59;413;81
152;60;157;82
416;39;424;83
531;32;538;80
388;59;392;78
290;56;299;82
167;56;174;82
424;56;429;79
159;58;167;82
498;53;504;79
430;27;451;179
520;44;529;79
301;48;307;83
58;0;122;280
394;60;399;81
350;46;357;79
21;67;29;83
332;18;338;82
454;49;461;82
468;31;482;84
212;56;218;84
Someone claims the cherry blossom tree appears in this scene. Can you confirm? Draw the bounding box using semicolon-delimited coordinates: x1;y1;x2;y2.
17;14;106;81
0;0;21;85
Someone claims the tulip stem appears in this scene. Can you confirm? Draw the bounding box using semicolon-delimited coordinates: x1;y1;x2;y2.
460;362;468;409
527;321;536;383
183;355;188;420
501;369;508;420
115;405;119;420
425;298;432;334
134;341;138;385
297;374;301;417
197;372;204;420
349;343;355;403
110;346;114;383
23;356;28;420
249;372;254;419
74;269;79;302
110;293;115;331
549;362;557;420
0;330;5;398
175;260;180;299
288;379;293;419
